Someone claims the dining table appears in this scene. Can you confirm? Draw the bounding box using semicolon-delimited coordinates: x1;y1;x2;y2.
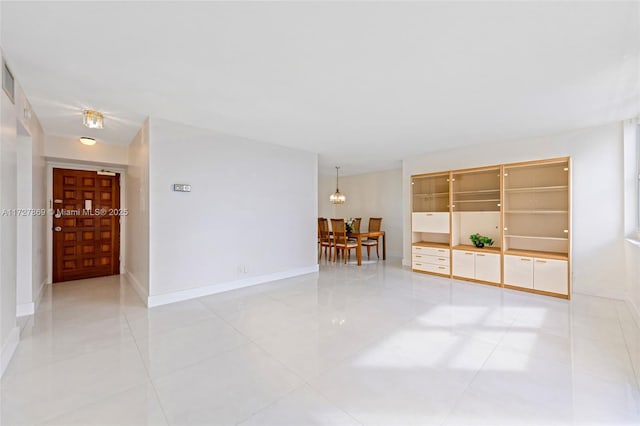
346;230;386;266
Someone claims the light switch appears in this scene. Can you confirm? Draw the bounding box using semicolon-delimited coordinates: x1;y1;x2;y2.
173;184;191;192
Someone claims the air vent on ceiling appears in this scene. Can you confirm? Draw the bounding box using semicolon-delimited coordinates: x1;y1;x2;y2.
2;59;15;104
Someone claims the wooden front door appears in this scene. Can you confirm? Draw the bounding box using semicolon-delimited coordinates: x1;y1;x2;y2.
52;168;121;283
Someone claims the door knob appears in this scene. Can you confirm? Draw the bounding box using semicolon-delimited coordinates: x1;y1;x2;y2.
54;226;62;232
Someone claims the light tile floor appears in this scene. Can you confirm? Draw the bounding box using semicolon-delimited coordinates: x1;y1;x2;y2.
2;259;639;425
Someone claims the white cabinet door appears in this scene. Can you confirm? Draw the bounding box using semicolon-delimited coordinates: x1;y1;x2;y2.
412;212;449;233
453;250;475;279
504;255;534;288
475;253;501;283
534;258;568;295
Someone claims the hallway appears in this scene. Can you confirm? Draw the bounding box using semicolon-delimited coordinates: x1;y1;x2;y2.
2;260;640;425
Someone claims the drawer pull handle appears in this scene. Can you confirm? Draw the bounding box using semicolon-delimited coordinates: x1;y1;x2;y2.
438;266;446;270
477;254;485;257
438;258;446;261
426;214;433;216
520;258;531;262
415;263;422;266
415;255;422;258
536;260;547;264
465;252;473;255
438;250;446;253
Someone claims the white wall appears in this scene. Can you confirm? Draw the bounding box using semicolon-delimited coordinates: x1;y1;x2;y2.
125;120;150;301
1;58;47;374
403;122;626;299
44;134;128;165
14;82;46;317
146;118;318;305
16;130;33;314
0;67;19;375
30;107;46;312
623;119;640;322
319;169;403;257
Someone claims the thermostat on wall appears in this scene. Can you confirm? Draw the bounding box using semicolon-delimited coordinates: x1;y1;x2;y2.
173;184;191;192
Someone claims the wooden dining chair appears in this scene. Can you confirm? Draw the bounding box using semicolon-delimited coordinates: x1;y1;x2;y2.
330;218;357;263
348;217;362;242
361;217;382;259
318;217;332;261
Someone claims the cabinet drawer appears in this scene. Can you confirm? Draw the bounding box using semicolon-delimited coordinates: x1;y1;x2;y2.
412;212;449;233
504;255;534;289
412;245;450;257
452;250;475;279
534;258;568;295
412;253;449;266
413;262;450;275
475;252;501;283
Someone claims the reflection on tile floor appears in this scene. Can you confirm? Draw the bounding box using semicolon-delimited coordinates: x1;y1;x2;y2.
2;259;639;425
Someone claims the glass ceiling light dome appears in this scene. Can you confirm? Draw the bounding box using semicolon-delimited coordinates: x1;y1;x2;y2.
79;137;96;146
330;166;346;204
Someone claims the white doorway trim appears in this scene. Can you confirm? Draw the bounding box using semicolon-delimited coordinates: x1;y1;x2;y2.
16;121;33;316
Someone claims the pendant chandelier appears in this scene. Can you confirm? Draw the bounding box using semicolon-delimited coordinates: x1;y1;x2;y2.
329;166;346;204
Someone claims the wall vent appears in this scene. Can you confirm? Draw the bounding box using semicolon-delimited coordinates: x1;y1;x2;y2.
2;59;15;104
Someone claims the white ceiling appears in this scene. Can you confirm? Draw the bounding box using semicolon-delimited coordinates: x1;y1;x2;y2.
2;1;639;175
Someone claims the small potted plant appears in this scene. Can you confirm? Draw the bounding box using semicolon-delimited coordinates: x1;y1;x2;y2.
345;218;355;233
470;233;494;248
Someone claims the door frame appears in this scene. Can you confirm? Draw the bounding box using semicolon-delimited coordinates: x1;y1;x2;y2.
46;161;127;284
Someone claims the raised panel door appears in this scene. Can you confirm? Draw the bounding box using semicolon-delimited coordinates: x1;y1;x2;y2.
53;168;120;282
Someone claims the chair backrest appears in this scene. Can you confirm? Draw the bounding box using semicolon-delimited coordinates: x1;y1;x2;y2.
318;218;331;243
352;217;361;233
368;217;382;238
331;218;349;246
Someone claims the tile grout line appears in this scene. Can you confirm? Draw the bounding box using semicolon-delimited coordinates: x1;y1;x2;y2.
122;312;173;426
196;298;322;425
299;302;431;426
437;318;512;426
615;304;640;392
204;289;369;426
26;309;155;425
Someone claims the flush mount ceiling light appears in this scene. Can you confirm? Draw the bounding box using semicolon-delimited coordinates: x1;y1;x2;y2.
82;109;103;129
80;137;96;146
329;166;346;204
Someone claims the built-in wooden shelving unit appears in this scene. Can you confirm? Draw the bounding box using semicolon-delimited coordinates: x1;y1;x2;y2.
411;157;571;299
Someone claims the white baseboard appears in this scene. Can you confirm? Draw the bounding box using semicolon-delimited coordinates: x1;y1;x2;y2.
147;265;320;308
34;279;47;312
1;327;20;378
626;296;640;330
572;289;626;301
16;278;48;317
16;302;34;317
125;270;149;306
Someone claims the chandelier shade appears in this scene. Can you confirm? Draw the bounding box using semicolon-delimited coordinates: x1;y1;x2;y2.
330;166;346;204
83;110;104;129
